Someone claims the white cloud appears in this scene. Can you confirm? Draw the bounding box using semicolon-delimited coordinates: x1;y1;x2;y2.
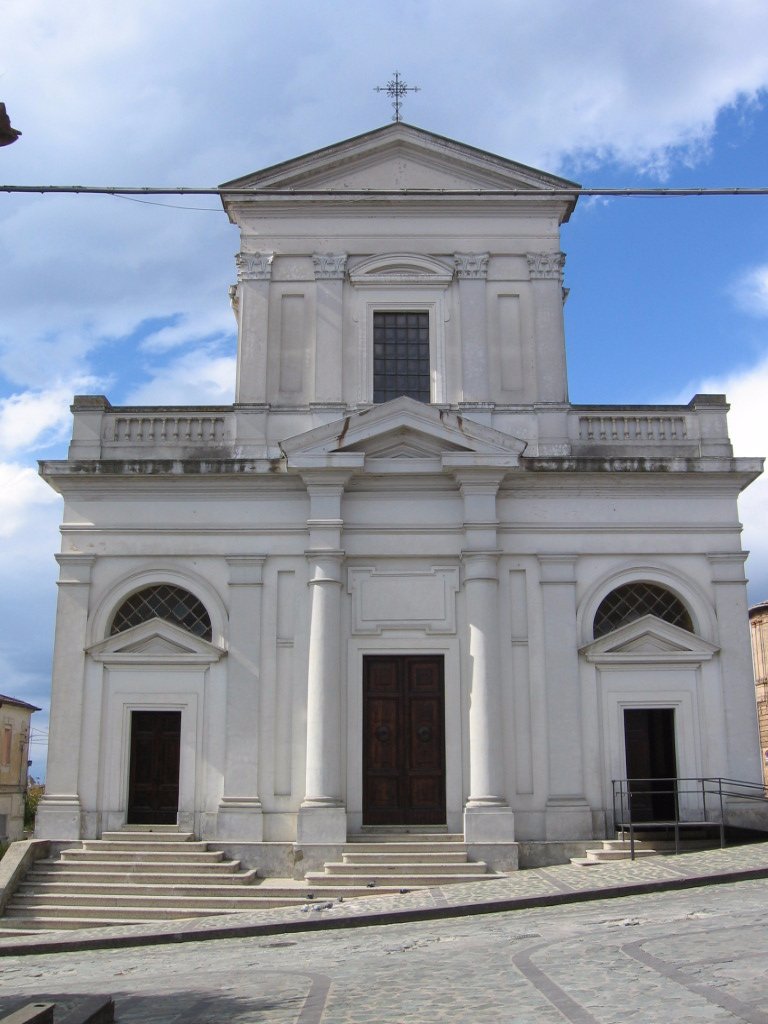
0;462;60;537
732;265;768;317
0;379;104;457
124;346;236;406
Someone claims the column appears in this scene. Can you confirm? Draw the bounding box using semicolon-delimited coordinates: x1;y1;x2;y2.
312;253;346;405
455;469;515;843
538;555;593;839
455;253;490;403
35;555;95;840
234;251;272;404
297;472;351;844
217;556;266;841
526;252;568;404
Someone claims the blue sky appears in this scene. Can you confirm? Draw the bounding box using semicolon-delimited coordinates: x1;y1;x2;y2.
2;1;768;776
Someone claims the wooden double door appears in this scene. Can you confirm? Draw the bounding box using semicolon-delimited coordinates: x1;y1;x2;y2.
363;655;446;826
127;710;181;825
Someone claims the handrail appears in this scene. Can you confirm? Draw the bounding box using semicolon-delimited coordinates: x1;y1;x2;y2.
611;776;768;860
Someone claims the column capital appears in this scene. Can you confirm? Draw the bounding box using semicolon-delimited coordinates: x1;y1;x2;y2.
452;467;508;493
55;554;96;585
226;555;266;586
454;252;489;280
305;549;345;585
461;550;501;581
708;552;749;583
526;251;566;281
312;253;348;280
236;251;273;281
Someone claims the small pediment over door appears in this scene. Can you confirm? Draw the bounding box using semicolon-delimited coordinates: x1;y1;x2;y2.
581;614;719;665
281;396;526;472
88;618;226;665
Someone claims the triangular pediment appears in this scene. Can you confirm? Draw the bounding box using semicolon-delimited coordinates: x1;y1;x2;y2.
221;123;579;195
581;614;719;665
88;618;226;664
281;397;525;469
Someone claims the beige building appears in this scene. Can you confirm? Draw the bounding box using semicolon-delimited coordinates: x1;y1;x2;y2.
750;601;768;786
35;124;766;869
0;694;38;841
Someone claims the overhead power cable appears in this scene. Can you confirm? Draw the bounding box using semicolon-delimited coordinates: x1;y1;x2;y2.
1;185;768;197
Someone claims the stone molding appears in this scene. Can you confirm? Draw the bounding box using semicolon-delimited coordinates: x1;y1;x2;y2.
236;251;273;281
454;252;490;279
312;253;348;280
526;251;566;281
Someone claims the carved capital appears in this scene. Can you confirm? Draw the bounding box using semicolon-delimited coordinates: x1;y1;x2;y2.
454;252;489;280
526;252;566;281
236;251;273;282
313;253;348;280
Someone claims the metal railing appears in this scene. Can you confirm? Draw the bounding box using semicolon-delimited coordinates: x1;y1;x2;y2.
611;777;768;860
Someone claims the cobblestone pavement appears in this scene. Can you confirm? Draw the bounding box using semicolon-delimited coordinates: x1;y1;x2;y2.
1;877;768;1022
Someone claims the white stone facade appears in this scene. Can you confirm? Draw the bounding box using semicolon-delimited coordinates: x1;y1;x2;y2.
36;125;765;861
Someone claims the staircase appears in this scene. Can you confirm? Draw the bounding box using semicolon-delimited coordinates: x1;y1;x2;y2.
2;828;308;931
571;832;717;866
305;831;505;889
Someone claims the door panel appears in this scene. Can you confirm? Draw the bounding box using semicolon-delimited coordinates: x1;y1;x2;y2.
363;655;445;825
127;710;181;825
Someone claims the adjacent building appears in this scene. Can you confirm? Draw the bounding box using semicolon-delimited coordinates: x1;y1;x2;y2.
0;694;38;841
35;124;765;867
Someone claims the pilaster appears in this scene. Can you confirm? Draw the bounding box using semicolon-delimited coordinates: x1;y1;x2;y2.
538;554;592;839
35;554;95;840
313;253;347;404
455;253;490;403
235;251;273;404
527;252;568;404
217;556;266;841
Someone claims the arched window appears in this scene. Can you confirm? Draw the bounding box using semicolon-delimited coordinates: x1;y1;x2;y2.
593;582;693;639
110;584;212;641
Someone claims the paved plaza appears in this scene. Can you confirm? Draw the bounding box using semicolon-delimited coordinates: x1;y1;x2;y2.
1;844;768;1022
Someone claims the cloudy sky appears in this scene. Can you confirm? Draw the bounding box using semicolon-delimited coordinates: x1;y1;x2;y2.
2;1;768;776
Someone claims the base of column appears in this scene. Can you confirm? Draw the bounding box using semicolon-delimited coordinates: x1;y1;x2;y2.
297;804;347;844
545;798;593;840
217;798;264;841
34;795;82;840
463;803;515;843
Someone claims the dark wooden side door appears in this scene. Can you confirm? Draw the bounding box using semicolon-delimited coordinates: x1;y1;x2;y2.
624;708;678;822
127;710;181;825
363;655;446;826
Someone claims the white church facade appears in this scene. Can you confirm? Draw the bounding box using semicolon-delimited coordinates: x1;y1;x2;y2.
36;124;765;868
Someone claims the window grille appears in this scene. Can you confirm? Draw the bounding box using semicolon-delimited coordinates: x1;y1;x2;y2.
373;311;430;403
111;585;212;641
593;582;693;638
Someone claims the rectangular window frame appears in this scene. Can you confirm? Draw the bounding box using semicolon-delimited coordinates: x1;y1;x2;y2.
360;298;447;405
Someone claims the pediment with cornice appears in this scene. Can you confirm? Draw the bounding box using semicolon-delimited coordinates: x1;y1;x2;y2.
581;614;719;665
220;123;579;195
88;619;226;664
280;397;525;470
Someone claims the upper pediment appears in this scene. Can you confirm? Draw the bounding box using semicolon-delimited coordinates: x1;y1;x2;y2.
281;396;525;471
581;614;719;665
88;618;226;664
221;123;579;196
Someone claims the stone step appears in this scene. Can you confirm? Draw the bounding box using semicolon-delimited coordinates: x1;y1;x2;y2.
304;871;502;887
17;878;261;897
34;857;239;874
60;849;227;864
99;831;197;843
341;843;469;856
342;851;468;864
5;904;225;922
10;893;307;911
79;839;211;853
4;916;163;930
24;872;256;888
318;860;488;875
346;832;463;843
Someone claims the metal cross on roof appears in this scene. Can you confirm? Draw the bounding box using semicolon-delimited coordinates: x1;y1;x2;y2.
374;71;420;123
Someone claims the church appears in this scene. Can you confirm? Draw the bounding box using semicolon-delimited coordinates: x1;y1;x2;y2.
35;123;765;870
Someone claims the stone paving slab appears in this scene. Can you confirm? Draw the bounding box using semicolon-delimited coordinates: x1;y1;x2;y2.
2;842;768;957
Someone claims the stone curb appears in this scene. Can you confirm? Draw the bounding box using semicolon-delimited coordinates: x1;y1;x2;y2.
2;860;768;958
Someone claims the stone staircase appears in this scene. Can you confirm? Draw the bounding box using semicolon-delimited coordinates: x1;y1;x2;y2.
571;833;717;866
305;831;505;889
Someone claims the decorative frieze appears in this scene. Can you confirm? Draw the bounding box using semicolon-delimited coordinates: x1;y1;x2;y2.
454;252;489;280
235;251;274;281
526;251;566;281
312;253;348;280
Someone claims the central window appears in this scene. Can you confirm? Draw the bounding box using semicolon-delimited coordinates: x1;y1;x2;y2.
373;311;430;403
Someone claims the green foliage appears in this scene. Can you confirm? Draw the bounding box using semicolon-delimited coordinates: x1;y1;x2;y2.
24;780;45;830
